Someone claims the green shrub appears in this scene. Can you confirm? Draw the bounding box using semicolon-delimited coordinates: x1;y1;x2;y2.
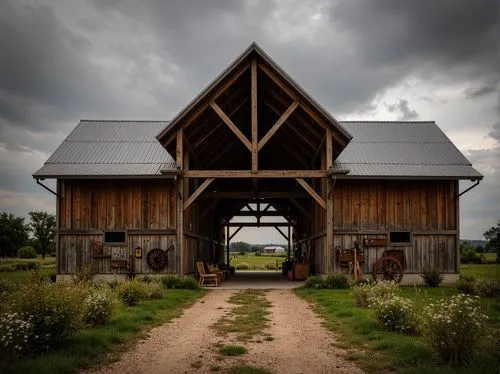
236;262;249;270
0;279;18;303
264;262;276;270
473;277;500;297
9;278;86;352
144;281;164;299
420;267;444;287
254;251;261;256
118;279;148;306
179;276;200;290
141;275;153;283
461;246;482;264
371;296;419;335
324;273;350;289
70;263;95;285
351;280;400;308
17;246;37;259
161;274;183;289
421;293;488;362
239;251;246;256
456;278;475;294
303;276;326;289
84;284;116;325
13;261;39;271
350;278;374;287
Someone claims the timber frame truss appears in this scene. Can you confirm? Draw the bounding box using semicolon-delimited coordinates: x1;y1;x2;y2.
156;43;352;276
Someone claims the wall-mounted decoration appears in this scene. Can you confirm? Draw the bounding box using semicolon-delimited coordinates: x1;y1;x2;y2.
135;246;142;258
91;241;104;256
146;248;168;271
363;238;388;247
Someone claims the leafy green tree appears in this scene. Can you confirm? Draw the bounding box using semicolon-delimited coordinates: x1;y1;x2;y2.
484;220;500;263
0;212;29;257
230;241;251;252
28;211;56;259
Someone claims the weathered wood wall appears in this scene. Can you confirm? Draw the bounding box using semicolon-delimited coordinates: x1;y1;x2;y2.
57;179;178;274
307;179;459;274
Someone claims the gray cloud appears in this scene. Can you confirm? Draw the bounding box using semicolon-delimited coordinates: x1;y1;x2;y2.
0;0;498;238
387;99;419;121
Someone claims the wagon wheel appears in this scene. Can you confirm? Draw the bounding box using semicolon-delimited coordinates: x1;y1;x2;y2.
372;256;404;283
146;248;167;271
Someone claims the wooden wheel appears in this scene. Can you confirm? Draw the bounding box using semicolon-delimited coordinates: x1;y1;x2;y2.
146;248;167;271
372;256;404;283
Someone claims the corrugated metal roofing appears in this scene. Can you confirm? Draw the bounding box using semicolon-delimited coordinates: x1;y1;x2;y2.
33;120;175;178
335;121;482;179
33;119;482;180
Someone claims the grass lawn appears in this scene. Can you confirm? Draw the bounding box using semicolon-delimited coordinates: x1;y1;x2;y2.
229;253;287;270
0;256;56;285
460;263;500;281
296;286;500;373
0;288;205;374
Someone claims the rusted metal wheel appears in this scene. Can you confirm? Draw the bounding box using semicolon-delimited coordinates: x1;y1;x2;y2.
372;256;404;283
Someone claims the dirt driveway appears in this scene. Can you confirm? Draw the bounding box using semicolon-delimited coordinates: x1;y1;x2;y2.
83;289;363;374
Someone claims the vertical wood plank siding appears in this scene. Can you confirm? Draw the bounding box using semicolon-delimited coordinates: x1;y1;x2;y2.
309;180;459;274
58;179;178;274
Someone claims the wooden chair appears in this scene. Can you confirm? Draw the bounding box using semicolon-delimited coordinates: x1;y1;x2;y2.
207;263;224;283
196;262;219;287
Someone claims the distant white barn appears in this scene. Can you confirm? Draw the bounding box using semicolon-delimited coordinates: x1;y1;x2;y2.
263;246;286;254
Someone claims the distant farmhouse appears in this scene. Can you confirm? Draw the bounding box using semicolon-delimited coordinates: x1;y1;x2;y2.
263;246;286;254
34;43;482;284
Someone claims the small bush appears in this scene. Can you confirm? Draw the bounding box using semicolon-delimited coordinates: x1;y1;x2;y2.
461;246;482;264
239;251;246;256
420;267;444;287
161;274;183;289
17;246;37;259
254;251;261;256
421;293;488;362
324;273;350;289
141;275;153;283
456;278;475;294
303;276;326;289
351;280;400;308
9;278;86;352
179;276;200;290
218;344;248;356
70;263;95;285
118;279;147;306
236;262;249;270
13;261;39;271
371;296;419;334
84;284;116;326
264;262;276;270
474;277;500;298
0;279;18;303
144;281;164;299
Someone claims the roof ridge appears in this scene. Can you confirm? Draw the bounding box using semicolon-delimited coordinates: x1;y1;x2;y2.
80;119;171;123
339;120;435;123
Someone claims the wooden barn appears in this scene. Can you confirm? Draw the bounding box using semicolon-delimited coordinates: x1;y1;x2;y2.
33;43;482;284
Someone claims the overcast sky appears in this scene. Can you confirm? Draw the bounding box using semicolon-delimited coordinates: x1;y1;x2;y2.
0;0;498;243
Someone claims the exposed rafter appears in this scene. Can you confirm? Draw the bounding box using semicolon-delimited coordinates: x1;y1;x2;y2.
210;101;252;151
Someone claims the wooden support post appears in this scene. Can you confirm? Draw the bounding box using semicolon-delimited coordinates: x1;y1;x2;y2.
176;128;184;277
326;128;333;169
296;178;327;210
326;177;334;275
210;101;252;151
251;58;258;172
226;225;230;266
183;178;214;210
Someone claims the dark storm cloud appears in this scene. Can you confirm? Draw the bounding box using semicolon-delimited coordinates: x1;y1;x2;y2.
387;99;419;121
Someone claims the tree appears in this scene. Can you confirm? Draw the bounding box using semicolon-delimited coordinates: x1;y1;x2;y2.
28;211;56;259
230;241;251;252
0;212;29;257
484;220;500;263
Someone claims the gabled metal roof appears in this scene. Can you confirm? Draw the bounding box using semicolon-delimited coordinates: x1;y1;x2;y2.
33;120;176;179
335;121;483;180
33;120;483;180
